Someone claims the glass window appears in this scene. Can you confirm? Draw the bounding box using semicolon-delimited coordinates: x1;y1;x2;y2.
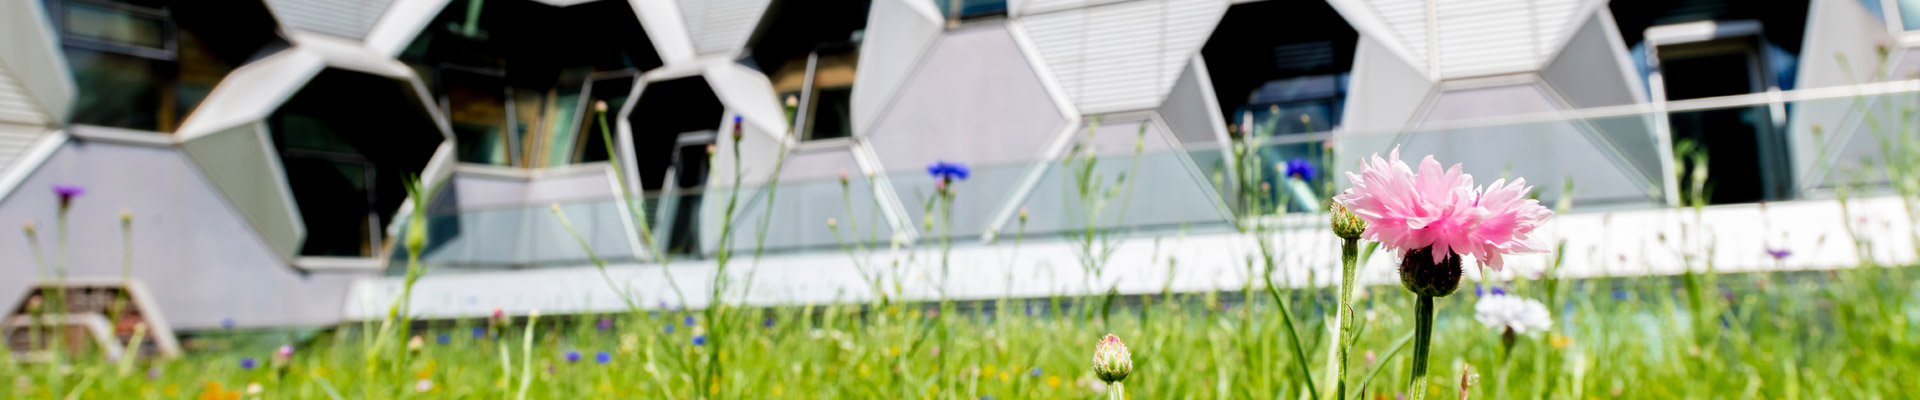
61;2;168;51
1901;0;1920;30
935;0;1007;19
807;86;854;141
442;70;513;165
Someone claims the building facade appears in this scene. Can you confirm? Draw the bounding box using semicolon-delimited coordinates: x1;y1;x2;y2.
0;0;1910;328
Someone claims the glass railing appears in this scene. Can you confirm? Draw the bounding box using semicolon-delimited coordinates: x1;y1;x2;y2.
392;81;1920;273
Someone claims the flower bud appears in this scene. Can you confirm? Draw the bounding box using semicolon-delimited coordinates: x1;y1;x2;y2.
1330;204;1365;240
1017;206;1028;223
594;100;608;113
121;208;133;225
408;336;425;353
22;220;34;235
839;169;850;186
826;218;837;229
730;115;744;141
1091;334;1131;383
1399;246;1463;297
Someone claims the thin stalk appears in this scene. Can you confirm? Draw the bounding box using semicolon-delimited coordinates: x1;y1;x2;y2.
515;311;538;400
1408;295;1435;400
1265;279;1320;400
1334;237;1360;400
1108;382;1125;400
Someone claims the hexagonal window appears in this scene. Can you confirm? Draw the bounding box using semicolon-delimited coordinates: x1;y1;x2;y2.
47;0;285;132
399;0;664;168
624;76;724;256
746;0;871;141
1200;0;1354;211
268;69;444;257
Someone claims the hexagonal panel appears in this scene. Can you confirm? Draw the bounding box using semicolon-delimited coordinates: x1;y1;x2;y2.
851;0;943;136
269;69;444;257
866;24;1069;238
679;0;773;56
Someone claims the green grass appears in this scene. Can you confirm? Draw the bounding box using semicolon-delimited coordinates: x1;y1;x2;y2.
10;264;1918;399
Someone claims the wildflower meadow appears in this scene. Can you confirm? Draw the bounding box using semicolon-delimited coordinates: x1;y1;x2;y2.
8;105;1920;400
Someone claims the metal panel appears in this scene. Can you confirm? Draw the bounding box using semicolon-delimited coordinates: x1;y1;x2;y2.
0;0;70;126
1790;0;1897;189
266;0;395;40
179;123;305;260
1340;35;1432;133
1433;0;1580;78
1020;0;1227;114
1418;83;1559;125
678;0;770;56
1159;56;1227;147
1541;11;1642;109
365;0;454;56
1363;0;1429;71
1018;0;1131;15
852;0;943;137
0;64;50;127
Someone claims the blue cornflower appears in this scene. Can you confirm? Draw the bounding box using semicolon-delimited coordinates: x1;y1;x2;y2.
1490;286;1506;296
1029;367;1041;377
1765;248;1792;260
763;317;775;328
221;318;235;329
692;335;707;346
239;358;257;369
1284;158;1315;181
684;316;696;326
1474;284;1484;297
437;333;451;344
664;324;675;334
565;350;582;363
472;326;487;338
595;351;612;364
1611;289;1629;301
926;161;971;182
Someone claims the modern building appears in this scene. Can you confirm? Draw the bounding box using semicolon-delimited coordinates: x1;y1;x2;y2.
0;0;1912;328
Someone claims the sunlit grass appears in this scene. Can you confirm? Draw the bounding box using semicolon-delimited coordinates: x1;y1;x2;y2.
12;264;1918;399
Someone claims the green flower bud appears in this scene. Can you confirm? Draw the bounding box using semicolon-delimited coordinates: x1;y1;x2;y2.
1331;204;1365;240
1092;334;1132;383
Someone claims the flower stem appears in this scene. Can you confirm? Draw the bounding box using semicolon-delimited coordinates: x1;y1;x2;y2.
1335;237;1359;400
1408;294;1435;400
1108;382;1125;400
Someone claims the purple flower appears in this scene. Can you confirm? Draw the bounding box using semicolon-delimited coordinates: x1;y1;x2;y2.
595;351;612;364
239;358;257;369
692;335;707;346
597;318;613;331
276;345;294;359
52;184;84;208
221;318;235;329
683;316;695;326
1284;158;1316;181
926;161;971;182
1474;284;1484;297
437;333;451;344
1490;286;1506;296
565;350;581;363
1765;248;1791;260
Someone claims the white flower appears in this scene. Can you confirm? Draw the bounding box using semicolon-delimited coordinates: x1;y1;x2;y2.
1474;293;1551;334
415;378;434;392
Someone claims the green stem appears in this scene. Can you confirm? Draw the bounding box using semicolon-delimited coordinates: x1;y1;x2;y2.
1265;280;1319;400
1335;237;1359;400
1408;295;1435;400
1108;381;1125;400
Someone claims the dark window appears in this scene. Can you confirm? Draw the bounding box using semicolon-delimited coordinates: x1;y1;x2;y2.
807;86;854;141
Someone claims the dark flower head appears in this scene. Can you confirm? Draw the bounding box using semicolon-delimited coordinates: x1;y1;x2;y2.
595;351;612;364
1284;158;1316;181
1765;248;1791;260
692;335;707;346
239;358;257;369
52;185;84;206
926;161;971;182
565;350;582;363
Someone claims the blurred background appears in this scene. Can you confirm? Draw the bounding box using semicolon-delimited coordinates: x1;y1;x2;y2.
0;0;1910;331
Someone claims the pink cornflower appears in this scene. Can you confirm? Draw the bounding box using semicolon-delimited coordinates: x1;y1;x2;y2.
1334;147;1552;270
